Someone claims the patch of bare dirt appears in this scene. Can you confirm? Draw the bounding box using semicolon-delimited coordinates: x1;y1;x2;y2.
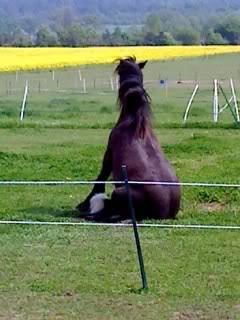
173;311;208;320
198;202;225;213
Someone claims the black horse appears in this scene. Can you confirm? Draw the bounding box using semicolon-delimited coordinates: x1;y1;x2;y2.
76;57;181;222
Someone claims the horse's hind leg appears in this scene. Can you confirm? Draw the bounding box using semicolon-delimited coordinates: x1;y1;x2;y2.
111;187;144;221
169;187;181;219
85;187;144;222
83;193;121;222
85;198;115;222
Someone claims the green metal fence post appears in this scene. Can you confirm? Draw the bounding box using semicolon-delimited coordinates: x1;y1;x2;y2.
122;165;148;290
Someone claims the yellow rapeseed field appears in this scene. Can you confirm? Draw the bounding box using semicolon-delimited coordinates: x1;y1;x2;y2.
1;46;240;72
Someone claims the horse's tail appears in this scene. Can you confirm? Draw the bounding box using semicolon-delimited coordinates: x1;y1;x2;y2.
123;86;151;138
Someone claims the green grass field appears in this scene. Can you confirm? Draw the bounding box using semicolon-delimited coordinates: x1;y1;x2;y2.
0;54;240;319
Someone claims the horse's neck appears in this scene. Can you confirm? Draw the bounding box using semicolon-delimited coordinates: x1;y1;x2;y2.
115;109;129;126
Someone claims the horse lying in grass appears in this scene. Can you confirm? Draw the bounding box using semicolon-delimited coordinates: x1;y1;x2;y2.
76;57;181;222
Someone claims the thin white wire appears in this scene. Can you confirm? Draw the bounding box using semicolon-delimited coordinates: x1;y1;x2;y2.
0;180;240;188
0;181;239;231
0;220;239;230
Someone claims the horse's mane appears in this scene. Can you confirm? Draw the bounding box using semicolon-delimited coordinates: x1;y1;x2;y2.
114;57;152;139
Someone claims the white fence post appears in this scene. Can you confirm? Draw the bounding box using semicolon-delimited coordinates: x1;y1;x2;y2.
115;77;119;90
20;81;29;122
110;77;114;91
219;96;234;114
183;84;199;123
165;79;168;97
78;70;82;81
83;78;86;93
230;78;240;122
213;79;219;123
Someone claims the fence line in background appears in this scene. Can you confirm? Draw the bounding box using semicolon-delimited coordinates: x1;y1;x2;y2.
1;78;237;92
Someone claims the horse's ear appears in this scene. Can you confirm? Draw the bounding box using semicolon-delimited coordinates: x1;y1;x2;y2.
138;60;148;69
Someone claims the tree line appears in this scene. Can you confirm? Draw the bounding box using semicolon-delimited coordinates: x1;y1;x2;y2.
1;12;240;47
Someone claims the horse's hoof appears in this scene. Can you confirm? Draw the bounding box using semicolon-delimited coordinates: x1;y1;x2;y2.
121;219;133;224
107;215;122;223
73;205;92;219
75;202;90;213
84;214;96;222
77;211;92;219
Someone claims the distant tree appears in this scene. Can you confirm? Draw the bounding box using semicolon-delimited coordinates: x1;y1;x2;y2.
112;27;124;45
110;27;130;45
204;29;228;45
144;31;176;45
82;15;102;30
214;16;240;44
102;29;112;46
143;32;157;45
59;24;85;47
101;27;134;46
81;15;102;46
127;27;144;45
0;33;10;46
11;30;33;47
174;28;200;45
143;14;161;36
188;15;202;32
21;17;37;34
35;26;59;47
156;32;176;45
102;29;113;45
83;27;101;46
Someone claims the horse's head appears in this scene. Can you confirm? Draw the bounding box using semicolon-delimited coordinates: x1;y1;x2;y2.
115;57;148;85
114;57;152;139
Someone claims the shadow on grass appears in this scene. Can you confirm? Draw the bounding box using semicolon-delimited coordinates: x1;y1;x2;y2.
15;206;80;221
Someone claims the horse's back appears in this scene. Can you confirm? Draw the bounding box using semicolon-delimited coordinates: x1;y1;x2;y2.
110;128;181;219
111;128;177;182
